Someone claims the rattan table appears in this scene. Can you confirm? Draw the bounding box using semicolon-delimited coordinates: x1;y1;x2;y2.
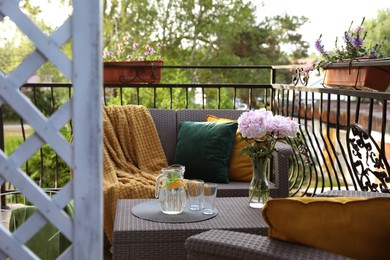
112;197;268;260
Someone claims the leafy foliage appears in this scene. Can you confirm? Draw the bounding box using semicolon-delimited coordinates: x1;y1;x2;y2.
102;0;310;85
2;0;311;112
4;127;71;189
364;9;390;58
314;16;390;69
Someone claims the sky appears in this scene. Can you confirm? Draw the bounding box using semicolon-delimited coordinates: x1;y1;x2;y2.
256;0;390;54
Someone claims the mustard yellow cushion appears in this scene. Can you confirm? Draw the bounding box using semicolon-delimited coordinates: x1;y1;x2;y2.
262;196;390;259
206;115;252;182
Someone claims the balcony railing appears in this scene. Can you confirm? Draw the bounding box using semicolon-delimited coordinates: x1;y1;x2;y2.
1;65;389;209
272;85;390;195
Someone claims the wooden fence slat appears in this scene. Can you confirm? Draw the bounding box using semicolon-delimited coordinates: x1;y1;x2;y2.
0;0;103;258
72;0;103;258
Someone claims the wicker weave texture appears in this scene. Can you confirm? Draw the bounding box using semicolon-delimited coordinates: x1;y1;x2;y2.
185;229;348;260
148;109;177;165
319;190;390;198
113;197;268;259
272;142;292;198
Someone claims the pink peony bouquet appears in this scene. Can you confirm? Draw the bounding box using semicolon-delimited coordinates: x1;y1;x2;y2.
237;108;299;159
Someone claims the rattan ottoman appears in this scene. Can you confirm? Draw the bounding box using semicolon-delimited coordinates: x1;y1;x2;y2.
112;197;268;259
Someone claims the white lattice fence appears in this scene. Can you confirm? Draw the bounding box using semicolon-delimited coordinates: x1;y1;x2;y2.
0;0;102;259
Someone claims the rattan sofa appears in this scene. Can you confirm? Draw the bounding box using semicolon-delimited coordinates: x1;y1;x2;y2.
184;190;390;259
148;109;292;198
185;229;348;260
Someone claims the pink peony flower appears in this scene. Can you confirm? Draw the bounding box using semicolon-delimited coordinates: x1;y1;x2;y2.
267;115;299;138
238;109;299;159
238;109;272;139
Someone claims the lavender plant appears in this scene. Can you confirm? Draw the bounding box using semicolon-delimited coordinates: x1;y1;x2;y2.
314;18;388;69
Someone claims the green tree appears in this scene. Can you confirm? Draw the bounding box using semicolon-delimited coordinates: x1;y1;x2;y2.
364;9;390;57
103;0;309;66
103;0;159;48
2;0;311;109
101;0;310;108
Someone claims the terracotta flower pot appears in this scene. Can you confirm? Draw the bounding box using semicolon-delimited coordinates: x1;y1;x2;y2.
103;61;163;84
324;63;390;92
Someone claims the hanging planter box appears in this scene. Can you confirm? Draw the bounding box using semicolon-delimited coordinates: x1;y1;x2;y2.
103;60;163;84
323;61;390;92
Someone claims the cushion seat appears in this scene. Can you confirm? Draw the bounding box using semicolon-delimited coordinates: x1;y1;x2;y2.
262;196;390;259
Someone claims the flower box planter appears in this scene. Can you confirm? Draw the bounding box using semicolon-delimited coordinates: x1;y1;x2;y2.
103;61;163;84
323;61;390;92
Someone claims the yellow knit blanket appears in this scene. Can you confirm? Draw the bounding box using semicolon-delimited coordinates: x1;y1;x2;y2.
103;105;168;244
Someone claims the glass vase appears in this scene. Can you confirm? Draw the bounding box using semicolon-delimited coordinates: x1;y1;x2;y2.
248;156;270;208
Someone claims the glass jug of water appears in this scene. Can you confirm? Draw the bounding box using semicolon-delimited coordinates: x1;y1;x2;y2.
155;164;186;214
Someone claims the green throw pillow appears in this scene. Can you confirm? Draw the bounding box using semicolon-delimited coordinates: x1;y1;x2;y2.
173;121;238;183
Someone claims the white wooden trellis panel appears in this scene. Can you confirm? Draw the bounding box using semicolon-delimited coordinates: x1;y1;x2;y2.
0;0;103;259
72;1;103;259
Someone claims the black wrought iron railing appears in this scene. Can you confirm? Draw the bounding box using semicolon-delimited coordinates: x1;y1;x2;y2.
271;85;390;196
1;64;389;209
